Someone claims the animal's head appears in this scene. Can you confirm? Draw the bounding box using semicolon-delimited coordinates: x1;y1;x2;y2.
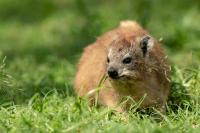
106;34;156;82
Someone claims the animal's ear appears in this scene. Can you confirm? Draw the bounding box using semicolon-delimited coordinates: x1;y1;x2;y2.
140;36;154;57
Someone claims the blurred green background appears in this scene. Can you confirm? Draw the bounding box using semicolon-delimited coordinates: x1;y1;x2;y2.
0;0;199;104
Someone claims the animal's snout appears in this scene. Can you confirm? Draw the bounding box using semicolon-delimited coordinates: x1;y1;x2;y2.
108;67;119;79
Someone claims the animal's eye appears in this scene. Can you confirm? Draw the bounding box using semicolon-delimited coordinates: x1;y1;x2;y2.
122;57;132;64
107;57;110;63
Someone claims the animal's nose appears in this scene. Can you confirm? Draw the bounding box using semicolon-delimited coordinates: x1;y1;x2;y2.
108;67;119;79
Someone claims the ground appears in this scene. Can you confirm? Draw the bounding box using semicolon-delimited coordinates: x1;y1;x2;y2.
0;0;200;132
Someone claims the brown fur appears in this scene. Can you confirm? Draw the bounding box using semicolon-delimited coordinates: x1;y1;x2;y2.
74;21;170;112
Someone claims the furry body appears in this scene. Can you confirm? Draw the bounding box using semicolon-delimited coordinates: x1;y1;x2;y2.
74;21;170;112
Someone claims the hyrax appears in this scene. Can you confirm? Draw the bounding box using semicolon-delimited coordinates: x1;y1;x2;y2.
74;21;170;112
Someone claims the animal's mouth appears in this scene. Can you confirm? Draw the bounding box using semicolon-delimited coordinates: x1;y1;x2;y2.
118;75;126;79
108;74;128;80
108;76;121;80
108;73;139;81
107;69;138;80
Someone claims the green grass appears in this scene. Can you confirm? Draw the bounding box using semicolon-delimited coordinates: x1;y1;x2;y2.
0;0;200;132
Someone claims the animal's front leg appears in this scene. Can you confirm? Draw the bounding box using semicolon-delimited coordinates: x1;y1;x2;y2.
98;88;123;112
